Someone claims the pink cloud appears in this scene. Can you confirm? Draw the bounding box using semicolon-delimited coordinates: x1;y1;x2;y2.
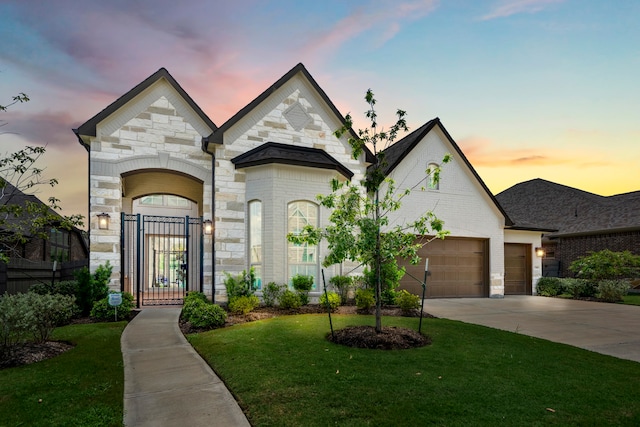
479;0;565;21
302;1;438;57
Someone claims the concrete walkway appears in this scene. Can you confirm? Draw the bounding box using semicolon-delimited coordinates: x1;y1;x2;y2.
424;296;640;363
121;307;251;427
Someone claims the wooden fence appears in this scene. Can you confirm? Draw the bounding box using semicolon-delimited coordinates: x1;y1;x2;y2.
0;258;88;295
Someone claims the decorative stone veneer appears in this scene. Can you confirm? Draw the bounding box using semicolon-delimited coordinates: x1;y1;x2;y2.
212;75;367;297
89;92;214;293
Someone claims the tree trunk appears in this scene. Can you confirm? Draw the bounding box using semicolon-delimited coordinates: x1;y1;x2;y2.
375;189;382;333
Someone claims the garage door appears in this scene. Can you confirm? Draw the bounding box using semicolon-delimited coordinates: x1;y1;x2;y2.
504;243;532;295
398;237;488;298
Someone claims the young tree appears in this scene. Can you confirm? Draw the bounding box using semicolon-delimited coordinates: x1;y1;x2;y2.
0;94;84;263
289;90;451;333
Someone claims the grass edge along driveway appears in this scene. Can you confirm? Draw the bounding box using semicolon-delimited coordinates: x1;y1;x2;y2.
189;314;640;427
0;322;127;427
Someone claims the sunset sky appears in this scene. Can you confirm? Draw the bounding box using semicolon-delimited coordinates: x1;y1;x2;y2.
1;0;638;222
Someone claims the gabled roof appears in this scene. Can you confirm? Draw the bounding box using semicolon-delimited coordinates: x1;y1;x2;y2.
231;142;354;179
379;118;513;226
0;180;86;249
204;63;375;163
73;68;216;147
496;179;640;236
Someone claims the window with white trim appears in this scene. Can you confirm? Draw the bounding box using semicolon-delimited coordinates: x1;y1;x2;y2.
287;201;318;289
248;200;262;289
427;162;440;190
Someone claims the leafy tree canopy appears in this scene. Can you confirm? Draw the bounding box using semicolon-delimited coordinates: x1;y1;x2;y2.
288;89;451;331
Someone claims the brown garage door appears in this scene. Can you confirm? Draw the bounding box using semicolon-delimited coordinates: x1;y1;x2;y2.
504;243;532;295
398;237;488;298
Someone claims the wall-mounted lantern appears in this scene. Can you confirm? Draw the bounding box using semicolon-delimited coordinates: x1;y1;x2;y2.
203;219;213;235
97;212;110;230
535;247;545;258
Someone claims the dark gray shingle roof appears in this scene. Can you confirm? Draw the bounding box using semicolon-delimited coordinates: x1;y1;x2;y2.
496;178;640;236
231;142;354;179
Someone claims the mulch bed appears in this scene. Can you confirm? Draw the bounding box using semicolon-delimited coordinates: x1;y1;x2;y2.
327;325;431;350
1;341;75;370
180;304;435;350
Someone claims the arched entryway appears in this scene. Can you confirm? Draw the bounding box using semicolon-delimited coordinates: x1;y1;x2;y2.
120;170;206;306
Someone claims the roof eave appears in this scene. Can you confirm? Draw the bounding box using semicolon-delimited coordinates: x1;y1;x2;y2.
74;68;216;144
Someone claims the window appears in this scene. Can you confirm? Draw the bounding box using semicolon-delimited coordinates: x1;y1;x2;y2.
140;194;191;207
427;163;440;190
248;200;262;289
287;201;318;289
50;228;70;262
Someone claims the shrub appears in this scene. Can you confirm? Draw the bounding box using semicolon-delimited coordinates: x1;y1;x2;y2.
30;280;79;298
52;280;79;297
90;292;135;322
395;290;420;314
319;291;340;311
0;292;75;356
182;292;209;320
180;292;227;329
570;250;640;281
597;280;631;302
29;293;75;342
536;277;563;297
560;278;595;299
184;291;209;304
0;293;36;354
278;289;301;309
262;282;285;307
381;288;399;306
228;295;260;315
329;275;352;305
355;288;375;310
75;262;112;316
224;268;257;299
29;282;52;295
364;261;405;296
188;303;227;329
291;274;314;305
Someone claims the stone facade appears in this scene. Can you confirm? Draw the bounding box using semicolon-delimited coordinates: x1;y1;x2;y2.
86;82;214;292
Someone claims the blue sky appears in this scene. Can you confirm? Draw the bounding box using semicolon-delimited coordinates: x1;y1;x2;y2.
1;0;638;218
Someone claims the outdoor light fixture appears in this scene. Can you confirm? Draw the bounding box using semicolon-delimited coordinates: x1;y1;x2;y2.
203;219;213;235
535;247;545;258
97;212;110;230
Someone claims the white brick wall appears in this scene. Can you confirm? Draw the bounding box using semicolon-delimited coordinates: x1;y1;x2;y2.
385;125;507;296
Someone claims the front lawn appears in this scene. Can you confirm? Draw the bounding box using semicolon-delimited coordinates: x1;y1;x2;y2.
0;322;126;427
622;293;640;306
189;314;640;426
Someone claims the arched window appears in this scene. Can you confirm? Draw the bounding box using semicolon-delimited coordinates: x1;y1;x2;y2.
248;200;262;289
427;163;440;190
287;201;318;289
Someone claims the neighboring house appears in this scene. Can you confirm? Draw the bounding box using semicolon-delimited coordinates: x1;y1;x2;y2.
496;178;640;277
0;181;88;294
74;63;545;305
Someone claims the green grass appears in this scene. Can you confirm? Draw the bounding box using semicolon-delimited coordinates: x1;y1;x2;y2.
0;322;126;427
189;314;640;427
622;293;640;306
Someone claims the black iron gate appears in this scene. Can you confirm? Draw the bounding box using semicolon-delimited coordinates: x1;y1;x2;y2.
121;214;204;307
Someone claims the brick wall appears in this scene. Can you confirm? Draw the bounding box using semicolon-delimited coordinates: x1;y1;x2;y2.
554;230;640;277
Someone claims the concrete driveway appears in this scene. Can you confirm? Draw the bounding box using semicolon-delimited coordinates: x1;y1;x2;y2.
424;296;640;363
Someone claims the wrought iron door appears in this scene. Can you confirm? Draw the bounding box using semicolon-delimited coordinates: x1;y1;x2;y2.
121;214;204;307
